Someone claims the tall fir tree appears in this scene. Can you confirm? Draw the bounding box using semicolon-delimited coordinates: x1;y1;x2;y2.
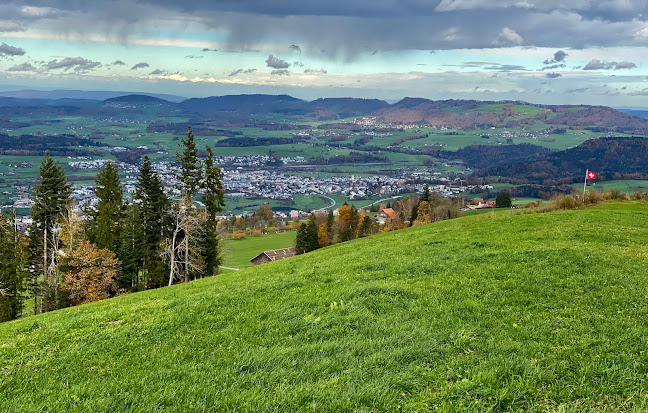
201;147;226;277
0;211;28;322
306;216;320;252
203;147;225;221
89;162;124;250
409;203;418;227
421;185;431;203
115;204;143;290
30;152;72;313
177;126;202;199
135;156;170;289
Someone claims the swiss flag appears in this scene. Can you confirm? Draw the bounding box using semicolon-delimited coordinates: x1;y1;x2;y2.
587;171;596;180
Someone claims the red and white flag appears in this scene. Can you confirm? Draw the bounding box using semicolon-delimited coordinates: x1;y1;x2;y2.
587;170;596;180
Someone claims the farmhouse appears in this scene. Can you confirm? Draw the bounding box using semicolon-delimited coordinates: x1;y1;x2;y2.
250;248;297;266
377;208;398;224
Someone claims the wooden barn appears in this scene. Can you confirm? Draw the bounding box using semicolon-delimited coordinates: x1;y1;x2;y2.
250;247;296;266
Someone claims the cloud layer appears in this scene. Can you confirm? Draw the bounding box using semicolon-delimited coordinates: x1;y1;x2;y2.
0;0;647;59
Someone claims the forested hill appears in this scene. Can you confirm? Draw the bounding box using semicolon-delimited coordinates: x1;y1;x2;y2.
2;91;648;133
481;137;648;183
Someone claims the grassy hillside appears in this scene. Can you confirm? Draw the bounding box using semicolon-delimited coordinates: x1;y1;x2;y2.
2;202;648;412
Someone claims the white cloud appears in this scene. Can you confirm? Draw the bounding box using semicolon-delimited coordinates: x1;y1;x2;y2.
634;27;648;41
496;27;523;46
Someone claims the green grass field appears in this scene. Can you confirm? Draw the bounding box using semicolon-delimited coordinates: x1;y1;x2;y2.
2;201;648;411
573;179;648;194
221;230;297;269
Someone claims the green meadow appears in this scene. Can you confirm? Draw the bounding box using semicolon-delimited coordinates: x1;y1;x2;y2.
221;230;297;269
2;201;648;411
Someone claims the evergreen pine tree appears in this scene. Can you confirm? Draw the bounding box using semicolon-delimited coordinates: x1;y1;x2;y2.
409;203;418;227
90;162;124;250
177;126;202;199
115;204;143;290
326;210;335;240
305;215;320;252
135;156;170;289
202;147;226;277
30;152;72;313
421;185;431;203
358;215;373;238
295;223;308;254
203;147;225;221
0;211;28;322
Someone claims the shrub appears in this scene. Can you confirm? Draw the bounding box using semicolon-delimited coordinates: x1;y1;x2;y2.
604;189;627;200
584;190;604;205
541;194;580;212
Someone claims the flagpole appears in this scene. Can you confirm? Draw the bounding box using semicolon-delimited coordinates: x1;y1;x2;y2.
583;169;588;202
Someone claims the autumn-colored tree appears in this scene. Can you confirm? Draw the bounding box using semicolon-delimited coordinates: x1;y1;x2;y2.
337;203;352;225
413;201;432;226
63;241;121;305
317;223;330;247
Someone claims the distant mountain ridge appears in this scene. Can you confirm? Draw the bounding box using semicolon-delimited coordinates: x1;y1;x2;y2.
1;91;648;134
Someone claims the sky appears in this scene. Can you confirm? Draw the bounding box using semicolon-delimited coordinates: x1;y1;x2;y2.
0;0;648;106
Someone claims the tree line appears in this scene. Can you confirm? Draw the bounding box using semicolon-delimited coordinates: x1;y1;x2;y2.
0;126;225;322
296;186;463;254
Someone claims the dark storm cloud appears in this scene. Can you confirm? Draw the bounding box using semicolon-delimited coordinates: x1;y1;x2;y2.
583;59;637;70
541;63;566;71
7;62;37;71
543;50;568;65
270;69;290;76
289;44;301;53
3;1;648;59
265;55;290;69
45;56;101;72
0;42;26;57
229;68;256;76
545;72;562;78
131;62;149;70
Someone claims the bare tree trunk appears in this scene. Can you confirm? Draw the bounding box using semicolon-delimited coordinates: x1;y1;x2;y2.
168;227;178;287
40;223;47;314
184;228;189;283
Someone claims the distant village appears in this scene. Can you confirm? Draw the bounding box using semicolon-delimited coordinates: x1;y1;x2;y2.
4;152;494;231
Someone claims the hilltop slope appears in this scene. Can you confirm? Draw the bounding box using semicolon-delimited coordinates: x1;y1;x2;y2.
2;203;648;412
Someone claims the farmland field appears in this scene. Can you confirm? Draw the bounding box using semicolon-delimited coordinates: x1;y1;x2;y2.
221;230;297;269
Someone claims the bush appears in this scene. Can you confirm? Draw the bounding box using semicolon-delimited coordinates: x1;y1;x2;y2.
584;190;604;205
231;231;247;240
604;189;627;200
541;194;580;212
